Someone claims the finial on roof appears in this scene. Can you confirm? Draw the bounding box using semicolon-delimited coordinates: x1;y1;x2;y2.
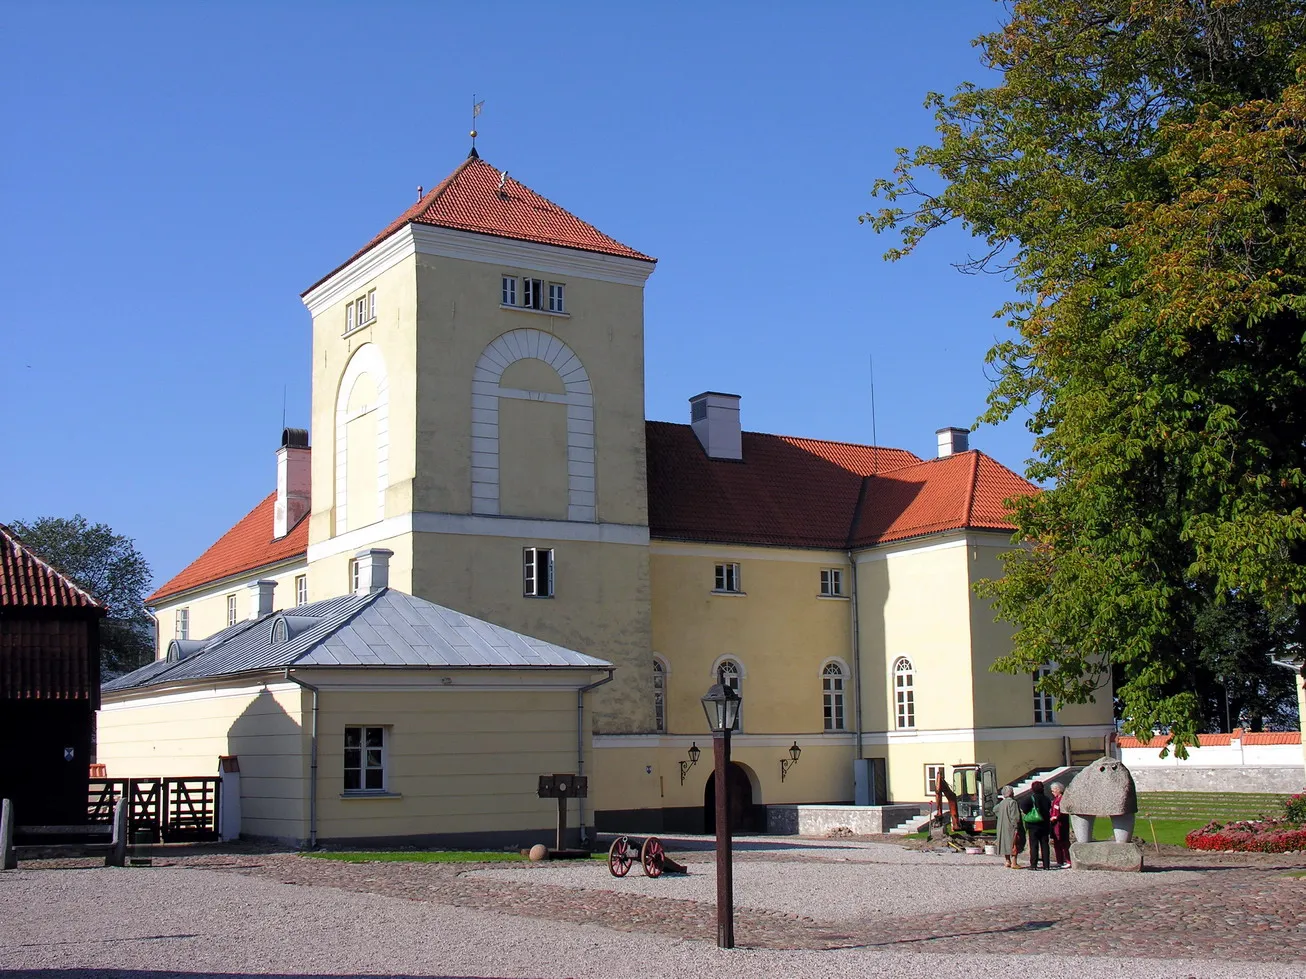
416;185;423;200
470;94;484;157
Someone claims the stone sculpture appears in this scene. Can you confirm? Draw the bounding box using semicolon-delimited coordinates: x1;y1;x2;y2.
1060;755;1142;871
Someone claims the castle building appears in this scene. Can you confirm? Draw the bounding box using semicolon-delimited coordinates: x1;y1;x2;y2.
104;151;1114;840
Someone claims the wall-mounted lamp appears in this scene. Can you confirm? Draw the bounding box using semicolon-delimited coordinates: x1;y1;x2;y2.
679;742;701;784
779;741;802;782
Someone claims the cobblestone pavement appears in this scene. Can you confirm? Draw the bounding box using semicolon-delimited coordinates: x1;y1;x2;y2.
118;844;1306;963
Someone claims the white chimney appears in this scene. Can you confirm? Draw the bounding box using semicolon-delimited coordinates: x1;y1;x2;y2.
936;427;969;458
354;548;392;595
246;579;277;619
690;392;743;461
275;427;311;539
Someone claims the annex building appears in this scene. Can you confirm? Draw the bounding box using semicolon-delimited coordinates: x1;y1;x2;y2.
99;150;1115;843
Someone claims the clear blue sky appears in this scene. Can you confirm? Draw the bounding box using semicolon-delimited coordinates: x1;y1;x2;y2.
0;1;1023;589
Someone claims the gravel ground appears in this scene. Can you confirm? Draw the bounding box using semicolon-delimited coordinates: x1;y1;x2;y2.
3;866;1302;979
468;855;1202;919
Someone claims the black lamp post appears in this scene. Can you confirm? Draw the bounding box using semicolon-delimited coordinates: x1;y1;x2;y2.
701;670;741;949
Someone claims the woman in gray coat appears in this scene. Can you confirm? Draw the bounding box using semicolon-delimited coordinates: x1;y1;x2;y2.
995;785;1024;869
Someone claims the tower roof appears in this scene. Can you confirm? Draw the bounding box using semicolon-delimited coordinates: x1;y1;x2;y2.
305;156;655;295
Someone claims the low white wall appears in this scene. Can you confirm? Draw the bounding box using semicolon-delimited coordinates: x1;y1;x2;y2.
1123;740;1303;794
767;804;923;836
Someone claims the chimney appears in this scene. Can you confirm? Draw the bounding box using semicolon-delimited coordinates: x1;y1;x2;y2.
354;548;392;595
246;579;277;619
275;427;311;539
936;427;969;458
690;392;743;461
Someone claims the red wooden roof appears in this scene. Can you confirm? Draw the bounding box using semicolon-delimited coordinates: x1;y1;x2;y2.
305;156;654;295
0;524;104;610
147;493;308;604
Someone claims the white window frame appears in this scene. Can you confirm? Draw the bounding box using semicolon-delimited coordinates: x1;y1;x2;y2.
522;277;543;310
820;568;844;597
343;725;387;793
344;289;376;334
713;563;742;594
295;574;308;607
345;301;354;333
523;547;555;598
225;593;237;627
349;559;360;594
653;656;667;734
175;608;189;640
501;275;517;307
1033;666;1056;724
925;764;946;796
894;656;916;730
548;282;565;313
821;660;846;731
716;658;743;732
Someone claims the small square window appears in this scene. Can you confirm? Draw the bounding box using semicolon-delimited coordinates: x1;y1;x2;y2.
175;608;189;640
295;574;308;607
343;725;386;792
714;563;741;593
925;764;946;796
820;568;843;596
523;547;555;598
502;275;517;306
226;593;237;627
548;283;565;313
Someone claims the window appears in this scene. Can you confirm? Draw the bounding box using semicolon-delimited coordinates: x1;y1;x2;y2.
295;574;308;607
548;282;565;313
226;593;237;627
714;563;741;593
344;290;376;333
349;559;360;593
719;659;742;731
501;275;566;314
820;568;843;597
522;277;543;310
523;547;555;598
343;726;386;792
822;662;845;731
653;658;667;734
1034;666;1056;724
175;608;189;640
925;764;946;796
501;275;517;306
894;657;915;729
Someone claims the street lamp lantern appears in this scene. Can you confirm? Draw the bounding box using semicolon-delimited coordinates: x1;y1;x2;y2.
688;742;702;766
700;679;741;733
788;741;801;764
702;669;740;949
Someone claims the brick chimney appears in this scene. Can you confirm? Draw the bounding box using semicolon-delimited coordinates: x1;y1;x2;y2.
275;427;311;538
690;392;743;461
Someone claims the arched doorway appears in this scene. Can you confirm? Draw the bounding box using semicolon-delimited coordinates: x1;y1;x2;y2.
703;762;755;834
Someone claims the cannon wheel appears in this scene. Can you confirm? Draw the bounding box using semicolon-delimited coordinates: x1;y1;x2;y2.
640;836;665;878
608;836;634;877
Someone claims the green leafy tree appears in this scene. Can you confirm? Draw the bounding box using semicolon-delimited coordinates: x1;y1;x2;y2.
867;0;1306;751
11;515;154;678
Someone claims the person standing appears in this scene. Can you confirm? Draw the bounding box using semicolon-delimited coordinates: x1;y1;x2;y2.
995;785;1023;869
1049;781;1071;868
1020;780;1053;870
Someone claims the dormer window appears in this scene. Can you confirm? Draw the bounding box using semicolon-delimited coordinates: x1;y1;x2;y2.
345;289;376;333
501;275;566;315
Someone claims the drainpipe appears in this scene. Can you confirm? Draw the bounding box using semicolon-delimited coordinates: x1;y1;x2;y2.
576;668;615;846
847;550;864;759
285;670;320;849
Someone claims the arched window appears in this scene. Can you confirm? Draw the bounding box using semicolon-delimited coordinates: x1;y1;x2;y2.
1033;666;1056;724
893;657;915;730
653;657;667;734
718;658;742;732
822;662;845;731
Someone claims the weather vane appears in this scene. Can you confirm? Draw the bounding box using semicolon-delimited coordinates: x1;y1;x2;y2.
470;95;484;157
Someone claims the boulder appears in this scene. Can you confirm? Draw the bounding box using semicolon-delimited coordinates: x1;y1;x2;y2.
1069;841;1143;872
1061;756;1138;817
528;844;549;862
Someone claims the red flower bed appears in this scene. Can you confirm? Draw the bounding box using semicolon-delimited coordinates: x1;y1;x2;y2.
1186;819;1306;853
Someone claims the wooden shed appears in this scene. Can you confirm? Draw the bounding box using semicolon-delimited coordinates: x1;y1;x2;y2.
0;524;106;825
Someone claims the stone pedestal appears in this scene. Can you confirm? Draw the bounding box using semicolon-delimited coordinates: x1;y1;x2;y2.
1069;841;1143;872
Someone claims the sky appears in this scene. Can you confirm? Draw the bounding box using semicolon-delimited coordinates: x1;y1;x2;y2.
0;1;1025;590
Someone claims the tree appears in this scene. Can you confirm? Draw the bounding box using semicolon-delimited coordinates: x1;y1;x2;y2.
10;515;154;677
867;1;1306;751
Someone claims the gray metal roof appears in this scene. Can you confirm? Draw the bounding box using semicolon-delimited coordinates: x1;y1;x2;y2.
104;588;611;692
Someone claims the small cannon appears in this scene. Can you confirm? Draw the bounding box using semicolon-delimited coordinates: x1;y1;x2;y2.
606;835;688;878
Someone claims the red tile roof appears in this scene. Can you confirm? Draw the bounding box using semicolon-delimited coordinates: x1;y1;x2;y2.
152;425;1033;602
305;156;655;296
146;493;308;604
0;524;105;610
647;422;1032;548
1118;730;1302;748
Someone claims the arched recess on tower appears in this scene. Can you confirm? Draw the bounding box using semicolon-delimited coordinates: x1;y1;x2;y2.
334;342;390;534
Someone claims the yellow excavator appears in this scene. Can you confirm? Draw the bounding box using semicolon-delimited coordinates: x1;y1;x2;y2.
932;762;999;835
